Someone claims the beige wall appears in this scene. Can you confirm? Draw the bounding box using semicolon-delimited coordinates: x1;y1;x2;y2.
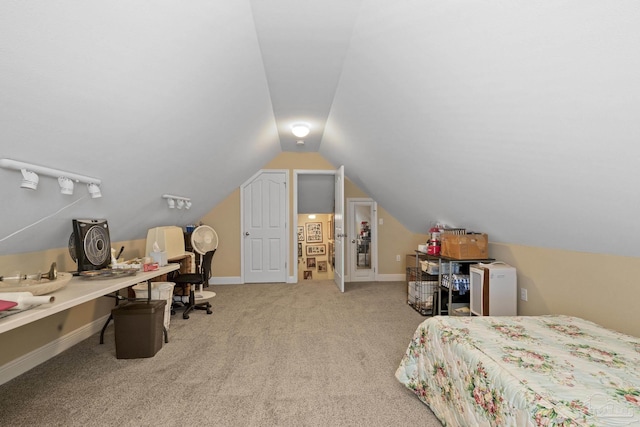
342;179;425;275
2;150;638;372
0;238;147;276
199;188;241;278
3;237;638;368
197;152;422;278
0;150;417;369
491;243;640;337
376;205;427;275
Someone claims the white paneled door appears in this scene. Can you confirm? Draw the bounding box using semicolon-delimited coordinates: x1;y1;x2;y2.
242;170;287;283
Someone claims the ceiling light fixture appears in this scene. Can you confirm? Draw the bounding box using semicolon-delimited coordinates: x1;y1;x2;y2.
162;194;191;210
291;123;310;138
0;158;101;197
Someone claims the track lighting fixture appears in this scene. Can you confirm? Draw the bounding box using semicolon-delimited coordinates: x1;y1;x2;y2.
162;194;191;210
0;158;102;198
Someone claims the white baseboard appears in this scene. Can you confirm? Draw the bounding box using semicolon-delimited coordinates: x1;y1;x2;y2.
210;275;405;285
0;314;110;386
375;273;405;281
210;277;243;285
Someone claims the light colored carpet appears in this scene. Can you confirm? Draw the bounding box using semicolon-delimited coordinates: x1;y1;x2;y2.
0;280;441;426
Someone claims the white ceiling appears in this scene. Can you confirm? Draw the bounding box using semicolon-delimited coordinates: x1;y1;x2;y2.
251;0;363;152
1;1;639;257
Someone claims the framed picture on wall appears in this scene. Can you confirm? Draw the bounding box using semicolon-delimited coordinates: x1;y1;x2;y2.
304;270;313;280
306;222;322;243
297;226;305;242
298;242;302;258
317;260;328;272
306;244;326;256
307;257;316;268
328;218;333;240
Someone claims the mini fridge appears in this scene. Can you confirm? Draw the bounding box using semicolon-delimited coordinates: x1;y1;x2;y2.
469;262;517;316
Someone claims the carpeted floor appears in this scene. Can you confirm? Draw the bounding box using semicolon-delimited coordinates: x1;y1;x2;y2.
0;280;441;426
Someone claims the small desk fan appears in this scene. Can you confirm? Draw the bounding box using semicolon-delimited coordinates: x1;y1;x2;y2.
190;225;218;296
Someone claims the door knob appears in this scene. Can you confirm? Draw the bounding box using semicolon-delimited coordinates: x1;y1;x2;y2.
351;239;356;243
245;232;250;236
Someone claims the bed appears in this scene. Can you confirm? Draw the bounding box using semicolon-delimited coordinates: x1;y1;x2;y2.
395;315;640;426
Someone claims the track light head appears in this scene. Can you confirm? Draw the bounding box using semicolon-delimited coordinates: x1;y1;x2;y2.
58;177;74;195
167;198;175;208
20;169;39;190
87;183;101;198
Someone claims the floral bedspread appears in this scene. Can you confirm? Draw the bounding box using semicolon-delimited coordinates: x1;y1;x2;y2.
395;315;640;426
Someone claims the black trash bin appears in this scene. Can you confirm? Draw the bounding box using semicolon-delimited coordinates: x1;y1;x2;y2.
112;300;166;359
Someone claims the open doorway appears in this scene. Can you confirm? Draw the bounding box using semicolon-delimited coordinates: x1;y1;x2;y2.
293;169;342;288
297;213;335;281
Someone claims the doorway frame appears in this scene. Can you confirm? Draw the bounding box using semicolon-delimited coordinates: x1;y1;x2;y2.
292;169;336;283
346;198;378;282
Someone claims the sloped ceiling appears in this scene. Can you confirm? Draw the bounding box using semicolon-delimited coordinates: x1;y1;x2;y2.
1;1;639;258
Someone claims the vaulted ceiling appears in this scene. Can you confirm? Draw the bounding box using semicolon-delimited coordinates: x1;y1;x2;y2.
1;1;639;257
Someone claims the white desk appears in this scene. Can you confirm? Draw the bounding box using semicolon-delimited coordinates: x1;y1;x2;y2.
0;264;180;335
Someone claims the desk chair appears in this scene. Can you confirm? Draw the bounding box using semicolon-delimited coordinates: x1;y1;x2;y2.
170;249;215;319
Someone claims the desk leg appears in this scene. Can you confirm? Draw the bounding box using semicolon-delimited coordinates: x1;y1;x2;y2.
100;290;122;345
99;314;112;344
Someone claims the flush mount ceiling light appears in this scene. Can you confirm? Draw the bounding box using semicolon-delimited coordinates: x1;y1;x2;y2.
0;158;102;198
291;123;310;138
162;194;191;210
